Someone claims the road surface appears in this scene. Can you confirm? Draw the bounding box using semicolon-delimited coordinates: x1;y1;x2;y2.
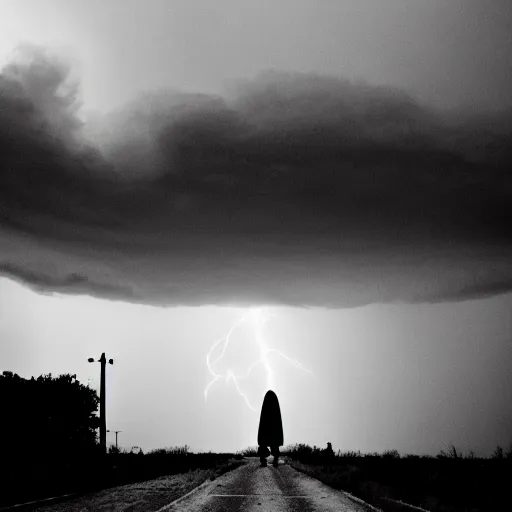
164;459;371;511
35;459;372;512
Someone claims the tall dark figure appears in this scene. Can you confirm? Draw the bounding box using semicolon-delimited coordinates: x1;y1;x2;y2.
257;390;283;467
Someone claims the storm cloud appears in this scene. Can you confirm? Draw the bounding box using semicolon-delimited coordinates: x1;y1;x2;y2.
1;45;511;307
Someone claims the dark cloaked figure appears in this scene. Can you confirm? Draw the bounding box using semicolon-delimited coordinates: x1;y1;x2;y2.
257;390;283;467
323;442;335;465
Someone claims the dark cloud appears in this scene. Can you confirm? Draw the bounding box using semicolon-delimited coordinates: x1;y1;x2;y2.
1;45;511;307
417;280;512;305
0;262;137;302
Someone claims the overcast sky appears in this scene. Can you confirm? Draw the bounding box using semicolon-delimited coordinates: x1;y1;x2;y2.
1;0;511;455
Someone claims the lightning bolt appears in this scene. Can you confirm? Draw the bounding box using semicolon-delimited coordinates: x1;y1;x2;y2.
204;308;311;411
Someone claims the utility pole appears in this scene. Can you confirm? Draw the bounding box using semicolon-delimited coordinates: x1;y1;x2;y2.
88;353;114;454
108;430;122;450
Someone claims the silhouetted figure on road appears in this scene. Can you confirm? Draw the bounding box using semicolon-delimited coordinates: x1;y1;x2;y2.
323;442;335;465
257;390;283;467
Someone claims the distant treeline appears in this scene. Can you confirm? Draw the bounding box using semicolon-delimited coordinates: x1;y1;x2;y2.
281;442;512;462
282;443;512;512
103;445;242;486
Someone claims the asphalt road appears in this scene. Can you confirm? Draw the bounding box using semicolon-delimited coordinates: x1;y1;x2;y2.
33;459;372;512
159;459;370;512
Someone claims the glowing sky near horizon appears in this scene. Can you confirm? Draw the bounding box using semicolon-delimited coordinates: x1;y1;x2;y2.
1;278;511;456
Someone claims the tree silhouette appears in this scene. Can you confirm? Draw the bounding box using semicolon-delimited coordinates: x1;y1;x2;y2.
0;371;99;464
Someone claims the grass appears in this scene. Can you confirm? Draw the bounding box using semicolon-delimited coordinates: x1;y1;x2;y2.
237;446;259;457
281;444;512;512
5;440;511;510
32;464;248;512
0;446;243;508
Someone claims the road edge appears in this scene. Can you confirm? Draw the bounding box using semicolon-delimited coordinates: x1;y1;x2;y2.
286;460;383;512
154;480;212;511
0;493;82;512
340;489;383;512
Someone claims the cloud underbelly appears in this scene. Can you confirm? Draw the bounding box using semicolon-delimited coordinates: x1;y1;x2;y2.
1;47;511;307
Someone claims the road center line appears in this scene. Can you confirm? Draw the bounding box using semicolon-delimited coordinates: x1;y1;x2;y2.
210;494;311;498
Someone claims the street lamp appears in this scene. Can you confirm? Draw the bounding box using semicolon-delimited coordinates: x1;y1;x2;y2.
88;353;114;454
107;430;122;450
